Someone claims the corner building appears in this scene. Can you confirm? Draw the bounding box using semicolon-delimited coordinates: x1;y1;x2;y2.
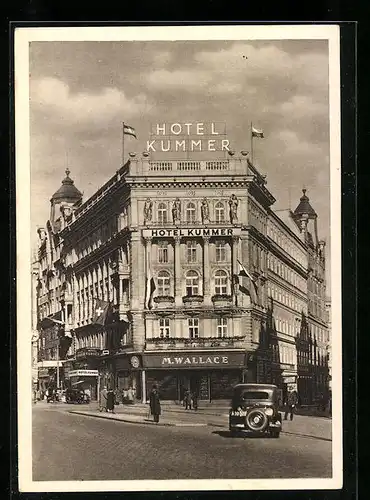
36;152;329;405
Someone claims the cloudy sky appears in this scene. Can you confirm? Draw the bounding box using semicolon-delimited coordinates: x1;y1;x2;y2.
29;39;330;276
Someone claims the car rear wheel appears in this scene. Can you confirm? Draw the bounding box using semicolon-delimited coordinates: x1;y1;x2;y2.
245;408;269;432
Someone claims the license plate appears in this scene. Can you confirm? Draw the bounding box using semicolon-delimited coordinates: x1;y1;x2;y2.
230;410;247;417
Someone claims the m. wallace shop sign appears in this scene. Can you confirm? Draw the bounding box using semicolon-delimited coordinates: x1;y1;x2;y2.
142;352;246;369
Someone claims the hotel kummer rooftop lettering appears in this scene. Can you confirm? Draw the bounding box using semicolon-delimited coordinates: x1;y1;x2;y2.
147;122;230;153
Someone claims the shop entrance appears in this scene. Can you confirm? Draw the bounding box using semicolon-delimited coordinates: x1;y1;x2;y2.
178;371;210;401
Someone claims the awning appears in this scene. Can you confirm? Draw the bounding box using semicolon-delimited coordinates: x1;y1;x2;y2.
37;311;64;330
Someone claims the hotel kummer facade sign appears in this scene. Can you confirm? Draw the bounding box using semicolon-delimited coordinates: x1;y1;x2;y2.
147;122;229;153
142;227;242;238
142;352;246;369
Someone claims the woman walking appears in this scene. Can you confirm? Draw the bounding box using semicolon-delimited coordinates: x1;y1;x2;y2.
106;388;115;413
149;384;161;423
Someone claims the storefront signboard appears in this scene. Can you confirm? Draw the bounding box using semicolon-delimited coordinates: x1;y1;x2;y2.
67;369;99;378
142;351;246;369
76;348;102;360
143;227;242;238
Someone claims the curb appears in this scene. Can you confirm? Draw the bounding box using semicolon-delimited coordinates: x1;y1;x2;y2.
69;411;207;427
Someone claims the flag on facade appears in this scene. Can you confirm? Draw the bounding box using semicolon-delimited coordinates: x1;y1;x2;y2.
236;259;259;304
145;265;156;310
123;124;137;139
92;299;112;326
251;126;264;138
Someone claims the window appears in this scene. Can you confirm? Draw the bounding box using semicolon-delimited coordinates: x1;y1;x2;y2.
215;202;225;223
186;270;200;296
157;203;168;223
215;241;227;262
186;240;197;263
158;241;169;263
157;270;171;296
159;318;170;338
217;317;228;337
188;317;199;338
214;269;228;295
186;202;196;222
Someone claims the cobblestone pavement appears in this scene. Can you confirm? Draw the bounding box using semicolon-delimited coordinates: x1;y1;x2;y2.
32;405;332;481
46;400;331;440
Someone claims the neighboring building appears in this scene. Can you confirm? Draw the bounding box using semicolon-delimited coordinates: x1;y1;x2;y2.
35;140;329;404
325;298;332;393
31;252;39;393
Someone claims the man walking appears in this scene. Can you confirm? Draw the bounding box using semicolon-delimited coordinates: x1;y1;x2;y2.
184;389;192;410
284;388;298;421
149;384;161;423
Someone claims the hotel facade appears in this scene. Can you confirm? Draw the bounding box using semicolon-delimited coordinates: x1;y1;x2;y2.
35;138;330;405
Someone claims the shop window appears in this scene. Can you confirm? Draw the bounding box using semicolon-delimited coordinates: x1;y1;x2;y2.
214;269;228;295
186;240;197;263
185;270;200;296
215;240;227;262
157;203;168;224
217;317;228;337
215;202;225;223
186;202;197;223
157;270;171;296
159;318;170;338
188;317;199;338
158;241;169;263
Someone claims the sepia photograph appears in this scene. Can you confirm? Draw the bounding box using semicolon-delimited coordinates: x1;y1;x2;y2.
15;24;342;492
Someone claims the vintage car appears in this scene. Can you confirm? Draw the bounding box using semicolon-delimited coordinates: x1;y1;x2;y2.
65;388;90;404
229;383;282;438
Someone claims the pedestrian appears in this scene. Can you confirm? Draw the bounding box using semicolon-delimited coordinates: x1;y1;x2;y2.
284;389;298;421
99;386;108;412
106;388;115;413
149;384;161;423
192;391;198;411
184;389;192;410
127;386;134;404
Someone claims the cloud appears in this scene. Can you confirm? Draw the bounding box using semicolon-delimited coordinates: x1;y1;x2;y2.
30;77;152;128
277;95;328;118
146;69;212;89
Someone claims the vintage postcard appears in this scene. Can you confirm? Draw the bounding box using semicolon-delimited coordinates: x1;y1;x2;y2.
15;24;342;492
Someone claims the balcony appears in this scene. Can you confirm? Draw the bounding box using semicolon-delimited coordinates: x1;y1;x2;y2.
128;158;250;177
182;295;204;306
211;294;233;307
154;296;175;308
145;336;246;350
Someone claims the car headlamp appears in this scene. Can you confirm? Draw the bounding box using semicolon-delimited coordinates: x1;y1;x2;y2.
264;408;274;416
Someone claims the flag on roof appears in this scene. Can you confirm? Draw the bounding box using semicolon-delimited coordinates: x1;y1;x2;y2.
252;126;264;138
123;124;137;139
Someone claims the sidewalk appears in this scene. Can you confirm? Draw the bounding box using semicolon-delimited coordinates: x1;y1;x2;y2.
68;402;332;441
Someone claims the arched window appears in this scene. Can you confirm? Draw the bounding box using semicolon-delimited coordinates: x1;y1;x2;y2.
185;270;200;296
157;270;171;296
157;203;168;223
186;202;196;222
214;269;228;295
215;202;225;223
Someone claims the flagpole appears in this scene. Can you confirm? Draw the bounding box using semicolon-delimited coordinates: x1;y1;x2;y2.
122;122;125;167
250;121;254;165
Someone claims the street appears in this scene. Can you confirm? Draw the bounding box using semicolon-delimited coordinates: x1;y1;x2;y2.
32;404;332;481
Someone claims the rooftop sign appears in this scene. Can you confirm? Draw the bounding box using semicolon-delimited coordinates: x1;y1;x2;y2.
147;122;230;153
